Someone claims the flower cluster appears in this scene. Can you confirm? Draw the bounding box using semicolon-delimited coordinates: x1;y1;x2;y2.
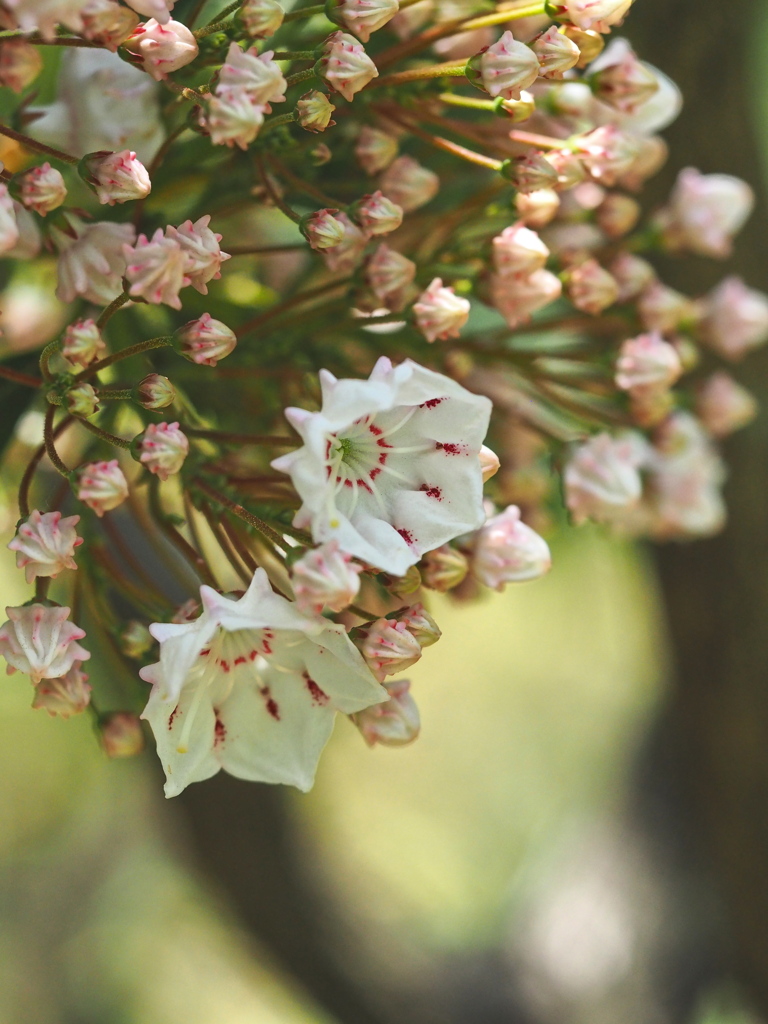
0;0;762;796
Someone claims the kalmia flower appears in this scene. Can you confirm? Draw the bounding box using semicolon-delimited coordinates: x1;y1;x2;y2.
575;125;642;185
18;163;66;215
696;372;758;439
589;43;659;112
137;421;189;481
272;357;492;575
0;185;19;254
352;678;420;746
358;617;422;681
176;314;237;367
321;212;368;273
135;373;176;410
318;31;379;101
124;229;190;309
615;332;682;396
81;149;151;205
74;459;129;517
0;39;43;92
296;91;336;132
530;25;580;77
206;88;265;150
124;0;175;21
699;277;768;360
81;3;139;49
328;0;399;42
218;43;287;106
356;126;398;175
350;191;403;237
395;603;441;648
566;258;619;314
165;215;230;295
124;18;198;81
139;569;385;796
365;243;416;309
8;510;82;584
420;544;469;592
504;152;559;194
62;319;106;369
32;664;91;718
490;268;562;328
472;505;551;590
291;540;363;614
492;222;549;277
565;432;646;524
66;382;100;419
301;208;347;250
413;278;470;343
380;155;439;212
239;0;285;37
53;218;136;305
469;30;539;101
0;604;90;684
657;168;754;259
649;413;726;538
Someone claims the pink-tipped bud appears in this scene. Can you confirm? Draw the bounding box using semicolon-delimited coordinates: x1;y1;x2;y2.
61;319;106;369
218;43;287;104
124;0;175;21
380;155;439;212
165;215;230;295
124;18;199;81
100;712;145;758
608;252;655;302
658;167;754;259
296;90;336;132
358;617;422;682
206;88;265;150
530;25;580;77
75;459;129;517
0;604;90;683
18;163;67;215
8;510;82;584
134;373;176;410
575;125;642;185
469;30;539;101
596;193;640;238
472;505;551;590
420;544;469;592
137;421;189;481
617;135;668;192
0;39;43;92
566;258;619;314
317;30;379;101
590;45;659;112
355;125;398;175
515;188;560;228
291;540;363;614
301;207;347;250
81;150;151;206
503;152;559;194
32;663;91;718
395;602;441;647
479;444;500;482
638;281;697;334
328;0;400;43
81;3;139;50
322;212;367;273
699;276;768;361
549;0;634;32
239;0;285;37
696;372;758;438
350;190;403;237
124;228;189;309
615;332;682;396
352;678;420;747
66;382;100;419
490;268;562;327
564;432;645;524
413;277;470;342
365;243;416;309
544;148;588;191
492;222;549;277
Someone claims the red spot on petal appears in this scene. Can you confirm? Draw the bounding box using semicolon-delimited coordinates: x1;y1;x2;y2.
370;467;381;479
378;452;388;464
435;442;464;455
305;675;329;706
396;528;415;545
234;656;246;666
214;715;226;746
220;660;230;672
420;484;442;500
168;705;179;729
420;398;444;409
377;438;392;448
262;640;272;655
369;424;383;435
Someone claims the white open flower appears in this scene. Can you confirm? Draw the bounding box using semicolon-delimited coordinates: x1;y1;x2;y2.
140;569;385;797
53;218;136;305
272;357;492;576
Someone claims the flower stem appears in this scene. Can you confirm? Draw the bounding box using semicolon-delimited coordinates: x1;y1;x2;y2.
96;290;131;330
43;406;70;477
227;242;308;256
267;154;341;206
0;124;79;165
508;128;565;150
381;111;502;170
196;0;244;35
283;3;326;22
149;478;219;588
193;478;287;549
0;365;43;388
18;416;73;518
254;153;303;224
99;388;134;401
77;336;173;381
260;111;298;134
285;67;317;87
184;427;295;445
38;340;61;382
77;417;132;450
272;50;317;60
461;2;547;30
0;29;100;47
373;61;468;90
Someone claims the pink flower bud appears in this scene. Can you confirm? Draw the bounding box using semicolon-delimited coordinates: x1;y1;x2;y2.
596;193;640;238
615;332;682;396
492;222;549;276
608;252;655;302
0;39;43;92
134;373;176;410
125;0;175;22
699;276;768;360
100;711;145;758
472;505;551;590
321;211;368;273
124;18;199;81
291;540;362;614
420;544;469;592
395;602;441;647
75;459;129;517
358;617;422;682
566;258;619;314
62;319;106;369
504;152;559;194
564;432;645;524
8;510;82;584
469;30;539;101
479;444;500;482
413;277;470;342
301;207;347;250
350;190;403;237
544;148;588;190
590;44;659;112
0;184;19;254
530;25;580;77
616;135;668;192
218;43;287;105
66;382;100;419
659;167;754;259
296;90;336;132
650;412;726;539
124;228;189;309
490;268;562;327
81;3;139;50
206;87;265;150
549;0;634;32
355;125;398;175
137;421;189;481
18;162;66;215
239;0;285;37
318;30;379;101
53;218;135;305
696;372;758;439
575;125;642;185
515;188;560;228
365;243;416;308
352;678;420;746
638;280;697;334
328;0;399;42
380;155;439;212
32;663;91;718
165;215;230;295
81;149;151;206
0;604;90;683
310;143;333;165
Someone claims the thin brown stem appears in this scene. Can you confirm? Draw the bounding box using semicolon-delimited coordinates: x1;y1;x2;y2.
0;365;43;388
43;406;70;477
267;155;342;208
379;110;502;170
201;502;251;585
372;61;468;90
148;478;218;588
255;153;303;224
193;478;287;549
77;417;132;450
0;123;79;164
96;290;131;330
18;416;73;518
184;427;295;445
76;336;173;381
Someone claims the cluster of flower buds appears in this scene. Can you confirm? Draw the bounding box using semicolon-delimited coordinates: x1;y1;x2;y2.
0;0;762;800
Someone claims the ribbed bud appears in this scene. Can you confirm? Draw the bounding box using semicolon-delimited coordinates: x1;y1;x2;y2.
134;373;176;410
